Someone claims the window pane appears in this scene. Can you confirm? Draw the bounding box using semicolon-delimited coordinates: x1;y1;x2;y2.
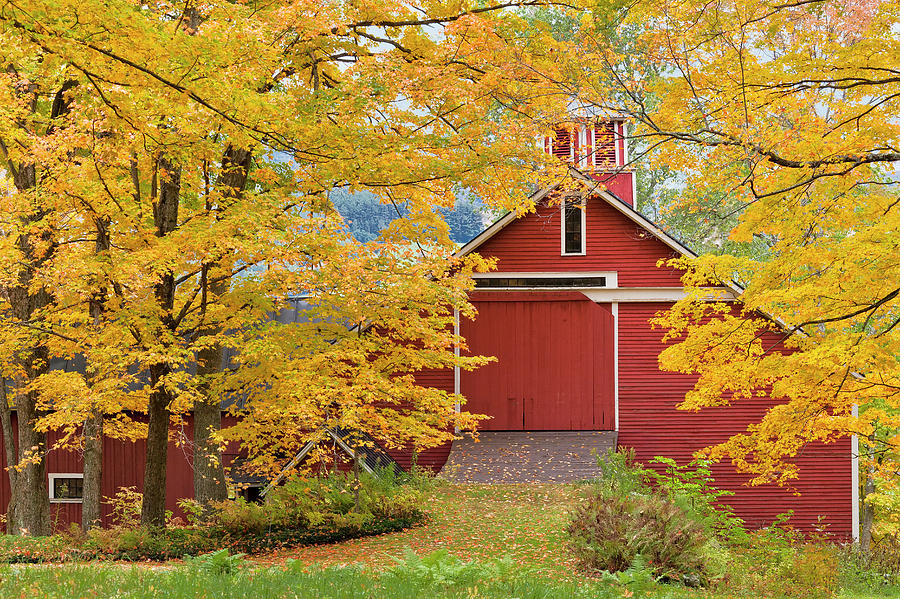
564;203;583;254
53;477;83;500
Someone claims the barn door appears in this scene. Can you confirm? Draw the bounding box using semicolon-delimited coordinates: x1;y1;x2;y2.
460;294;614;431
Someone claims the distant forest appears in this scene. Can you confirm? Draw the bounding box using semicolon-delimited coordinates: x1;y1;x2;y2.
330;189;488;245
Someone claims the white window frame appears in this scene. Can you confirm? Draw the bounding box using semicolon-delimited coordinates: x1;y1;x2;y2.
49;473;84;503
613;121;621;165
561;197;587;256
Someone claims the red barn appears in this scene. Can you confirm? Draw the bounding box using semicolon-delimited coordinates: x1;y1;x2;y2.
0;120;857;540
394;120;857;539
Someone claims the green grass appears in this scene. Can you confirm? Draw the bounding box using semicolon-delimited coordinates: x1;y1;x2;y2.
0;562;628;599
0;482;895;598
262;482;582;579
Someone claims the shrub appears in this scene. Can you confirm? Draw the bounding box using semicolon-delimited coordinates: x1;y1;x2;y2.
646;456;746;543
105;487;143;528
781;543;838;599
72;468;427;561
567;490;712;582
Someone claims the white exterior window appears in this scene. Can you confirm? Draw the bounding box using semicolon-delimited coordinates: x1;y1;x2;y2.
49;474;84;503
561;198;586;255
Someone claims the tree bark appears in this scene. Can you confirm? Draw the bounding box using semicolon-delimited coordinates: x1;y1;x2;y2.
5;162;53;536
860;431;877;552
193;146;252;508
81;411;102;530
140;156;180;527
81;214;111;531
141;363;172;527
11;357;50;536
0;378;19;533
192;396;225;508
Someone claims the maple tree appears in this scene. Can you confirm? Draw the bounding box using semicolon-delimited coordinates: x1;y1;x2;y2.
551;0;900;544
0;0;587;531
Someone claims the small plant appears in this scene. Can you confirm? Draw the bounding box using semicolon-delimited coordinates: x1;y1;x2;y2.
388;548;517;587
595;448;649;495
647;456;746;543
105;486;143;529
183;548;246;575
600;554;661;596
177;498;206;526
780;543;838;599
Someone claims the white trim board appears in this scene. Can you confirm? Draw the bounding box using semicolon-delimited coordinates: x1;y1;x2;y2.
612;301;619;431
582;287;736;303
454;308;461;434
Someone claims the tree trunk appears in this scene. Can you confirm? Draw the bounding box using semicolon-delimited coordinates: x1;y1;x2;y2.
141;364;172;527
192;390;226;507
192;146;252;508
81;411;103;531
140;156;180;527
5;156;53;536
81;215;111;532
0;76;74;536
860;432;877;552
12;363;50;536
0;378;19;533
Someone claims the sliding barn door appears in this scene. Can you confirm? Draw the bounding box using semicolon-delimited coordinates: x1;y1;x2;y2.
460;293;614;430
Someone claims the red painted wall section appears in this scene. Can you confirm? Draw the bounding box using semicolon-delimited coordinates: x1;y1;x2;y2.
0;416;196;530
589;172;634;207
460;291;614;431
381;367;455;472
474;196;684;287
617;302;853;537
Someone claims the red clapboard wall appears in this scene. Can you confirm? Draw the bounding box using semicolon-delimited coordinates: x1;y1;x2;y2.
459;291;614;430
0;414;195;528
617;302;853;536
381;366;456;472
473;196;683;288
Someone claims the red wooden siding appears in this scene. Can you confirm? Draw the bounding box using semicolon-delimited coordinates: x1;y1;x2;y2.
589;172;634;207
617;302;853;537
0;415;195;529
474;196;682;287
460;291;614;431
381;366;455;472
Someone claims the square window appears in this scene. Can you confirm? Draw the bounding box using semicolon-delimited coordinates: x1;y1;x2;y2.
49;474;84;502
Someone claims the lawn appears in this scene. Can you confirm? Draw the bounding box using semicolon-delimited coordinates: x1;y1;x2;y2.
1;481;898;598
258;481;582;579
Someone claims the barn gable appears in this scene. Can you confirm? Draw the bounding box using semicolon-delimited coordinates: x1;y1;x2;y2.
458;178;696;289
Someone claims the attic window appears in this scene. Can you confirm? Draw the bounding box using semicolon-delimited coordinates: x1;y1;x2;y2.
562;198;586;255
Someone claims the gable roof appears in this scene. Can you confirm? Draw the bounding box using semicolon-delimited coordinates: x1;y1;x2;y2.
455;169;749;301
456;169;698;261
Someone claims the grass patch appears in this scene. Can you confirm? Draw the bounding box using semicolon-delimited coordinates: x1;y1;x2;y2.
0;480;890;599
262;482;582;579
0;554;657;599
